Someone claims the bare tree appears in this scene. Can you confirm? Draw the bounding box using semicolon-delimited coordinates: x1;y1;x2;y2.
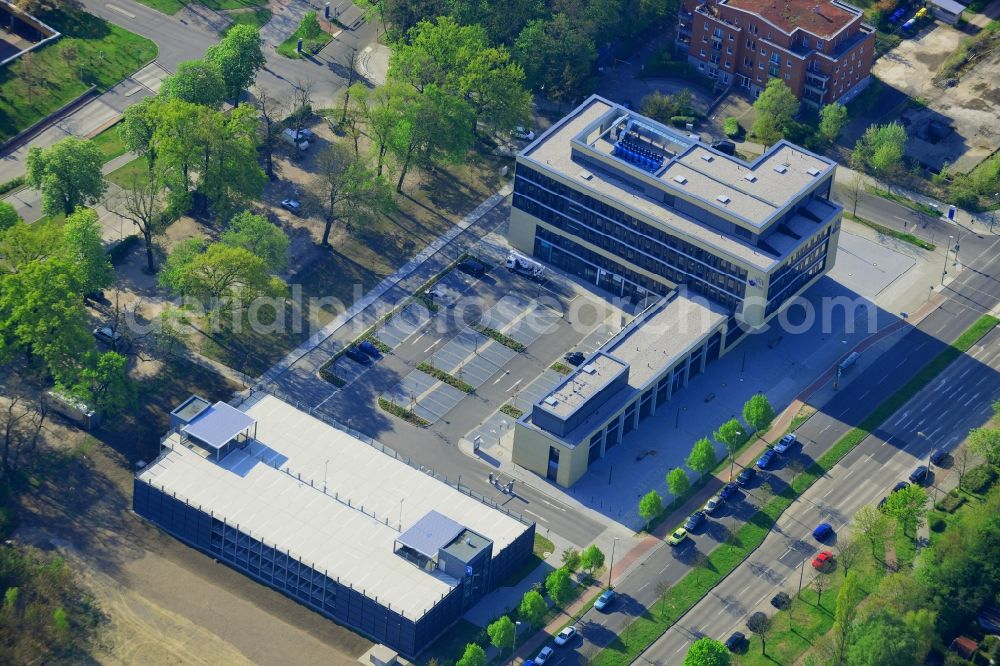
655;579;670;617
62;44;80;81
313;142;392;246
835;536;863;578
813;571;831;608
754;481;774;509
113;172;171;273
1;394;47;478
338;47;361;125
953;444;972;490
253;85;288;180
842;170;865;216
291;78;315;136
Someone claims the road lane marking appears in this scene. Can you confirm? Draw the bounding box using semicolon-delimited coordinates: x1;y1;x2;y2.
106;4;136;18
412;332;425;344
959;367;972;379
964;392;980;407
638;582;650;593
893;411;909;426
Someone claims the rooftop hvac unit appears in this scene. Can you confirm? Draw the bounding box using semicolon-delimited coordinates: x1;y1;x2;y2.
543;396;558;406
673;175;688;184
717;195;731;204
701;154;714;162
744;173;757;182
581;364;597;374
773;165;788;174
807;167;821;176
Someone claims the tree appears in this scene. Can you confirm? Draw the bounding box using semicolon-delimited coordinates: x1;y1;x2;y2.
197;105;268;218
968;426;1000;465
206;24;265;105
561;547;581;571
518;589;546;628
844;610;920;666
751;79;799;146
875;572;924;614
487;615;515;660
818;103;848;144
351;81;414;176
514;14;596;104
638;490;663;529
903;608;936;663
854;504;891;558
686;437;717;479
299;11;322;39
841;169;866;216
18;51;42;106
161;59;227;108
456;643;485;666
684;637;731;666
835;536;863;578
25;137;107;216
714;418;745;482
852;122;906;192
813;569;831;607
221;210;290;273
60;208;113;295
953;444;972;489
0;202;19;231
313;142;393;246
70;351;135;415
119;97;159;173
252;86;287;181
882;483;929;538
579;544;605;577
667;466;690;497
746;611;772;655
743;394;775;443
639;90;695;125
114;171;171;273
545;567;573;607
833;571;865;663
337;47;361;125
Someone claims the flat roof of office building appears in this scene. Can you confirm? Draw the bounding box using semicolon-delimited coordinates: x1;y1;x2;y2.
521;96;836;271
137;394;530;620
535;352;629;420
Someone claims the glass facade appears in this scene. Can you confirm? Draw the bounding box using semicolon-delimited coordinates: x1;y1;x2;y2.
765;222;837;316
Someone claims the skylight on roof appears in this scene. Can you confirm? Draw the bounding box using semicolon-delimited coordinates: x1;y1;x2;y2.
743;173;757;182
701;154;714;162
673;175;688;185
717;195;731;205
773;165;788;174
807;167;821;176
543;396;558;406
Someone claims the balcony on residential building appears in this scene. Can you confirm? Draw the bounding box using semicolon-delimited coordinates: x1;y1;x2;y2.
805;77;828;94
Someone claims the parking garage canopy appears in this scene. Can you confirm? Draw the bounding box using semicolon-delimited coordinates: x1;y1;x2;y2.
181;401;256;451
396;510;466;560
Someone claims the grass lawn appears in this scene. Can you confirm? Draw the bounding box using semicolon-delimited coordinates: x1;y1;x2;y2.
844;212;936;251
0;10;156;143
276;30;333;59
90;123;129;163
132;0;267;15
106;155;148;189
223;7;272;34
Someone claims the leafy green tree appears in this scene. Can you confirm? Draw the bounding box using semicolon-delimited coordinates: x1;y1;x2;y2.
854;503;891;558
151;99;215;201
313;142;393;246
751;79;799;146
833;571;865;662
221;211;290;273
60;208;113;295
746;611;772;655
25;137;107;216
882;483;929;538
518;588;546;627
561;547;581;571
161;59;227;108
684;637;731;666
667;466;690;497
545;567;573;607
686;437;717;478
456;642;485;666
158;238;205;295
351;81;413;176
450;0;542;44
852;122;907;192
487;615;515;660
114;170;171;273
70;351;135;415
119;96;158;172
638;490;663;529
743;393;775;443
196;105;268;218
818;103;848;143
580;544;605;576
903;608;936;663
514;14;596;104
0;202;19;231
968;426;1000;465
299;11;322;39
844;610;920;666
206;24;266;105
714;418;745;481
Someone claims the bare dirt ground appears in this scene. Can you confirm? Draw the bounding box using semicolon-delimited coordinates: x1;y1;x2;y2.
15;423;368;666
871;22;999;173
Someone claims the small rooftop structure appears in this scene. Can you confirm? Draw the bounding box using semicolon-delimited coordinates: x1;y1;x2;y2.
179;400;256;459
928;0;965;22
396;510;466;560
949;636;978;660
723;0;859;38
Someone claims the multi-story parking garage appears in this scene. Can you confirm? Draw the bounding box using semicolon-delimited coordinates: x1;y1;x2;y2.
509;96;842;486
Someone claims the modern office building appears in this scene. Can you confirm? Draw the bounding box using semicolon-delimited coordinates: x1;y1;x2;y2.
508;96;842;486
676;0;875;105
134;393;535;658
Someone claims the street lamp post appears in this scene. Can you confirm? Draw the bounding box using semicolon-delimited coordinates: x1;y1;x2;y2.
730;428;743;482
512;620;522;664
941;235;953;284
607;537;620;588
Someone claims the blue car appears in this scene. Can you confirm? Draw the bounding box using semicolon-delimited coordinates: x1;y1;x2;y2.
756;448;777;470
594;588;616;612
719;482;739;501
358;339;382;358
813;522;833;541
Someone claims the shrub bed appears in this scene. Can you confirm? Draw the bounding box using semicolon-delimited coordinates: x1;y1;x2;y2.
500;404;524;419
377;397;429;427
962;463;997;494
936;490;966;513
474;325;526;352
417;362;474;393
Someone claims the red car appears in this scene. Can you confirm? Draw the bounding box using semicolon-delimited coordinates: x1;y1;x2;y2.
812;551;834;570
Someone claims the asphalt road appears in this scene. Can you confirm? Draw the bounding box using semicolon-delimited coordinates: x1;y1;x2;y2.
531;231;1000;664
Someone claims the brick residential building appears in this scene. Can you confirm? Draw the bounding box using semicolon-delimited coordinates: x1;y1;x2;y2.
676;0;876;106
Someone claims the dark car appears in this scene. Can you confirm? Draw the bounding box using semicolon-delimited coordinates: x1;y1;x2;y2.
719;482;739;501
725;631;746;651
771;591;792;609
812;522;834;541
756;448;777;470
712;139;736;156
457;258;487;277
344;346;372;365
564;351;586;366
892;481;909;493
908;465;929;485
736;467;757;487
684;511;706;531
358;340;382;358
929;449;948;465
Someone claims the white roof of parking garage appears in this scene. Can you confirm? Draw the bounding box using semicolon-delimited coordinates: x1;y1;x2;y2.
137;394;530;620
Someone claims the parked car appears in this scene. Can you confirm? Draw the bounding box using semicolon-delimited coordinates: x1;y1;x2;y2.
513;126;536;141
756;448;778;470
92;325;122;347
812;522;834;541
909;465;929;485
929;448;948;465
736;467;757;486
280;199;301;214
296;128;316;140
719;482;739;501
725;631;746;651
668;527;688;546
564;351;587;366
457;258;487;277
703;495;724;515
554;626;577;646
773;433;797;454
812;551;834;570
358;340;382;358
879;481;909;509
712;139;736;156
425;286;446;300
771;591;791;609
535;646;554;664
594;588;616;612
684;511;705;531
281;127;309;150
344;346;372;365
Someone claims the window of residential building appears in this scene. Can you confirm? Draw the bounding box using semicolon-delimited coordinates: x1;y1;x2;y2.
713;27;723;37
727;46;733;54
729;33;735;40
769;64;780;76
803;36;810;48
743;56;752;66
700;48;706;56
711;53;720;64
760;47;767;55
759;61;765;69
785;72;791;79
756;75;762;81
702;35;708;42
770;52;780;64
724;60;731;68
